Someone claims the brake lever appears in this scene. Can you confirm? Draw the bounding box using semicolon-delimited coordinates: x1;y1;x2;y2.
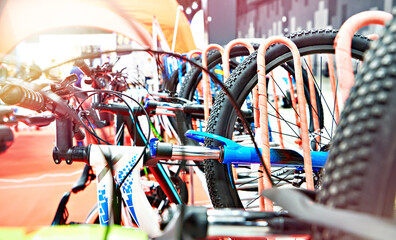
50;74;87;100
72;164;96;193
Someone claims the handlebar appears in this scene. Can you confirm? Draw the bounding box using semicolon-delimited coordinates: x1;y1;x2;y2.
0;83;90;165
0;85;45;111
10;114;55;127
0;82;327;168
92;102;146;116
0;83;80;119
144;100;253;119
75;59;92;76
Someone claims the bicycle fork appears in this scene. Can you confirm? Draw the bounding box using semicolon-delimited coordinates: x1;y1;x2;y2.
149;130;328;168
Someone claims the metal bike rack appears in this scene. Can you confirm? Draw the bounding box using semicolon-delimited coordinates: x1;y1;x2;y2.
269;71;285;149
326;54;340;124
285;71;302;148
202;44;224;122
222;39;267;209
222;39;255;81
256;37;315;213
335;10;392;103
187;49;202;59
305;55;320;149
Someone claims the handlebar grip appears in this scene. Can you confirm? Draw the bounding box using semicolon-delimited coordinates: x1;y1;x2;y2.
183;104;204;114
75;59;91;76
0;85;45;111
21;115;55;127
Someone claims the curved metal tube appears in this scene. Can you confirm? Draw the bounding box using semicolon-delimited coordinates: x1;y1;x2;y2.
335;10;392;103
257;37;315;210
305;56;320;148
222;39;255;81
202;44;224;122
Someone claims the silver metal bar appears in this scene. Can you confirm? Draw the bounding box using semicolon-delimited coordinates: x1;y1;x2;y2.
236;183;259;190
206;209;310;237
235;177;258;184
170;145;221;161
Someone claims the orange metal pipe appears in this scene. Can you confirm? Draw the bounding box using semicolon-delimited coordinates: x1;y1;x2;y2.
326;54;340;124
222;39;255;81
257;37;315;202
202;44;224;122
287;72;299;128
187;49;202;59
335;10;392;103
221;40;260;206
328;32;378;125
366;34;379;40
270;72;284;149
186;50;203;132
286;72;302;148
252;84;265;210
253;85;260;129
306;55;320;149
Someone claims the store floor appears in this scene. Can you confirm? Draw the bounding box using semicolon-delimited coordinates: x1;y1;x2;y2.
0;125;96;231
0;124;209;231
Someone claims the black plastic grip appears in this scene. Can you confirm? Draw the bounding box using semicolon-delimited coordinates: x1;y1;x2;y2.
0;85;45;111
92;103;145;116
183;104;204;114
75;59;91;76
18;115;55;127
155;142;173;158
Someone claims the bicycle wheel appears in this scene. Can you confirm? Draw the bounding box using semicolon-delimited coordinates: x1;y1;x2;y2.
162;61;187;94
178;48;245;102
315;13;396;239
204;29;371;208
176;45;257;145
162;57;199;95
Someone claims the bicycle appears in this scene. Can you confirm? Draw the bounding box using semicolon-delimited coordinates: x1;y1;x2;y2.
50;30;372;214
203;29;371;209
2;38;394;239
0;69;325;238
55;59;191;224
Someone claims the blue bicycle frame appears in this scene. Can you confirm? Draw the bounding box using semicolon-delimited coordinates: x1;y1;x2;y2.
150;130;327;168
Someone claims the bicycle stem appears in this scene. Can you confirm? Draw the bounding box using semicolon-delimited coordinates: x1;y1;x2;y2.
53;117;73;162
52;117;89;165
